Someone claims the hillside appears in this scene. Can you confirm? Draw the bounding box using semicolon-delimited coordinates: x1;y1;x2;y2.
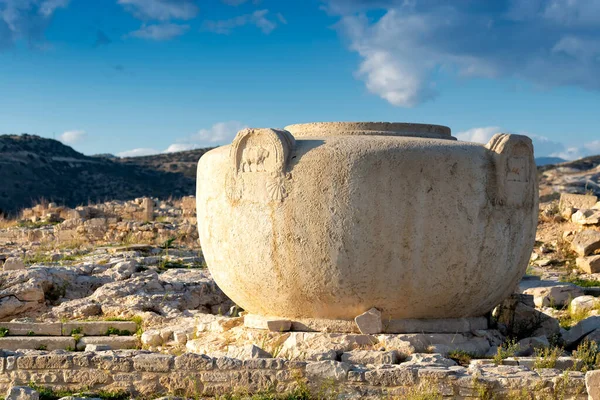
0;134;200;215
118;148;212;179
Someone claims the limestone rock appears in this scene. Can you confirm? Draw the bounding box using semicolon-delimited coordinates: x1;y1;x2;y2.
340;350;398;365
355;308;382;334
6;387;39;400
244;314;291;332
428;337;490;357
570;295;599;314
493;299;560;339
227;344;272;360
85;344;111;352
515;336;550;356
586;370;600;400
571;230;600;256
402;353;456;368
562;316;600;347
559;193;598;218
577;255;600;274
305;360;351;381
572;209;600;225
3;257;26;271
523;284;584;308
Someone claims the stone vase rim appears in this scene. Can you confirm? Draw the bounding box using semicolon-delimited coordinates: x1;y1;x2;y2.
284;122;453;139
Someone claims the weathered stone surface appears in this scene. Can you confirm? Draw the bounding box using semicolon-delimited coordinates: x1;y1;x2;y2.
577;255;600;274
76;336;139;351
570;295;600;314
571;230;600;256
85;344;111;352
587;370;600;400
354;308;382;334
340;350;397;365
493;300;560;338
243;314;291;332
174;353;215;370
562;316;600;347
559;193;598;217
2;258;25;271
0;322;62;336
226;344;272;360
132;354;173;372
0;337;76;351
63;321;137;336
572;209;600;225
429;337;491;357
6;386;39;400
385;317;487;333
197;125;537;320
305;360;350;381
523;284;584;307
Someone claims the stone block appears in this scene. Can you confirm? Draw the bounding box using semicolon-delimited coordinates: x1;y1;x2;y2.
354;308;383;334
560;193;598;217
6;386;39;400
133;354;173;372
0;322;62;336
90;354;133;372
0;337;76;351
572;209;600;225
62;321;137;336
244;314;291;332
174;353;215;370
341;350;398;365
577;255;600;274
76;336;139;351
365;366;418;386
385;317;487;333
85;344;111;352
524;284;584;307
305;360;350;382
227;344;272;359
587;370;600;400
571;230;600;256
563;316;600;347
63;369;111;385
3;258;25;271
429;337;491;357
16;354;73;369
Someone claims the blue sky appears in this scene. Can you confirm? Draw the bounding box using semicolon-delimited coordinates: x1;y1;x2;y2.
0;0;599;159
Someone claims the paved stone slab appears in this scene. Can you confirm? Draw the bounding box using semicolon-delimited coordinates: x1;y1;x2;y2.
76;336;140;351
384;317;488;333
62;321;137;336
0;322;62;336
0;337;76;351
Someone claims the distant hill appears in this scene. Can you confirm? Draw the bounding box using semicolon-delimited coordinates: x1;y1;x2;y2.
119;148;212;180
0;134;207;215
535;157;567;166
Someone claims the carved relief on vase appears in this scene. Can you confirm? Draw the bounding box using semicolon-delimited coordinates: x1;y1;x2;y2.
227;128;295;203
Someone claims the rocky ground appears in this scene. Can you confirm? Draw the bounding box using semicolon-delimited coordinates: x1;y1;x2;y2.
0;160;600;398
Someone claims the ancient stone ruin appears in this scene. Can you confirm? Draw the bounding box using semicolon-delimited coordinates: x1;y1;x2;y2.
196;122;538;331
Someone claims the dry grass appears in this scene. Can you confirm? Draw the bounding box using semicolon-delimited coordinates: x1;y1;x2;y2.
0;215;18;229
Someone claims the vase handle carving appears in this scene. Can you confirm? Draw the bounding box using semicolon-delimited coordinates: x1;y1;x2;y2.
227;128;296;202
486;133;536;207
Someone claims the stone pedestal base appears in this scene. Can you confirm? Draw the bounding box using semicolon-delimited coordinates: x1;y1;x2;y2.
244;314;488;333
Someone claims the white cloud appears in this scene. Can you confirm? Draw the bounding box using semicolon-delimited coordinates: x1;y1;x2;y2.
203;9;280;34
456;126;501;144
117;148;160;157
456;125;600;160
118;121;246;158
0;0;70;49
127;23;189;40
164;143;197;153
59;129;86;144
118;0;198;21
328;0;600;107
189;121;247;145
